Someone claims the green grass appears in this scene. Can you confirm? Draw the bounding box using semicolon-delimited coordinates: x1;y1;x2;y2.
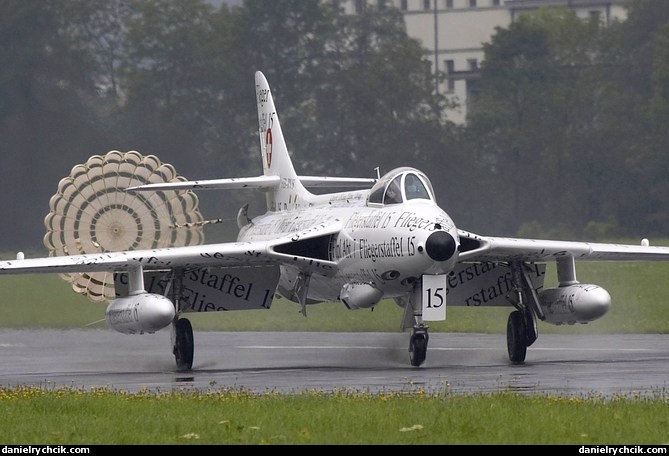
0;386;667;444
2;257;669;444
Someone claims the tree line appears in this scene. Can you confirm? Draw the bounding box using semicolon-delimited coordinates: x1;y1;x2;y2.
0;0;667;252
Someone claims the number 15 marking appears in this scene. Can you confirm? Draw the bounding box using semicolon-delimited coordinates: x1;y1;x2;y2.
422;274;446;321
425;287;445;308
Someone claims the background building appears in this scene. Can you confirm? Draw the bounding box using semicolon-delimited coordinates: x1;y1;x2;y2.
343;0;629;123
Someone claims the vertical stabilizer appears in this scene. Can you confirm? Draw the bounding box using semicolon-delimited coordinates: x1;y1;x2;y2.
255;71;311;211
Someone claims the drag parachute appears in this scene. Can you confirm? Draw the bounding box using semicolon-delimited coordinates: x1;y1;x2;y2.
43;150;204;301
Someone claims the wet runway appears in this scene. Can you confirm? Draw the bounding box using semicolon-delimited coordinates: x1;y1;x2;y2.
0;328;668;397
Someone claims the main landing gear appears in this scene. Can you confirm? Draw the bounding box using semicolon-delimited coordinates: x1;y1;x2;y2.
506;262;541;364
167;271;194;371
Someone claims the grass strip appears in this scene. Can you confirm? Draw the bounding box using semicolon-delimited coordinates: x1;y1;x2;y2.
0;386;667;445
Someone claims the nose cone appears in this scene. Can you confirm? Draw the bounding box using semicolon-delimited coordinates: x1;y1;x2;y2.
140;294;176;333
574;286;611;322
425;231;457;262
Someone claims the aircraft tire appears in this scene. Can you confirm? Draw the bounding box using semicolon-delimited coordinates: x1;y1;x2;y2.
409;332;428;367
174;318;194;371
507;310;527;364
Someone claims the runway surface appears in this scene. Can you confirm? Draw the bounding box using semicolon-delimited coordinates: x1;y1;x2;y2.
0;328;668;397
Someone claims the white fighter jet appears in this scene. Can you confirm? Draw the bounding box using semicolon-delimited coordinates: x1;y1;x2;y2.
3;71;669;371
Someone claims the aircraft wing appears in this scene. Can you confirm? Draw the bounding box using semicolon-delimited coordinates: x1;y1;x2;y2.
457;229;669;263
0;218;342;277
0;241;276;276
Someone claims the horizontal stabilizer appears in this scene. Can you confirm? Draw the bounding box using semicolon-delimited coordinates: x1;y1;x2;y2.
126;175;281;192
126;175;376;192
297;176;376;188
125;176;376;192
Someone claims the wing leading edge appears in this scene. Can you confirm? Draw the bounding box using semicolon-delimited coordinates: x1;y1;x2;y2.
458;230;669;263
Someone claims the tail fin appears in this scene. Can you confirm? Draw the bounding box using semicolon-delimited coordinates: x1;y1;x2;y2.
255;71;312;211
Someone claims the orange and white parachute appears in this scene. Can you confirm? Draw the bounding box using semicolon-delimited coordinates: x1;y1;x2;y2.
43;150;204;301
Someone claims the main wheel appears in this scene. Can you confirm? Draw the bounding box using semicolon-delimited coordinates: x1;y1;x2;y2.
409;332;428;367
507;310;527;364
174;318;194;371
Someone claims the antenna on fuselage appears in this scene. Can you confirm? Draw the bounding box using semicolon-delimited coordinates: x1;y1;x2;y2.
374;167;381;179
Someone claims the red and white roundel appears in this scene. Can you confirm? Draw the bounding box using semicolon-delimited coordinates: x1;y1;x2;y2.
265;128;273;168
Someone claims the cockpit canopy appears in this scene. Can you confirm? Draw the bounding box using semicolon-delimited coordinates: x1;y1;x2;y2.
368;167;435;206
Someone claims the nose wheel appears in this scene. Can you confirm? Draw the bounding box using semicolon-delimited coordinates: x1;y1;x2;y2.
409;325;429;367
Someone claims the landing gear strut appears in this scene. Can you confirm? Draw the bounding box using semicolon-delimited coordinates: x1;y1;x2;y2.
506;262;541;364
173;317;194;371
398;283;430;367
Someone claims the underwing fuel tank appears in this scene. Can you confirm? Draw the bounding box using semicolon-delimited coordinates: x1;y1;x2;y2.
538;284;611;325
340;282;384;310
105;293;175;334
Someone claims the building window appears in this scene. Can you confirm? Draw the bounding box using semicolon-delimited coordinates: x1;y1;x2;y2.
467;58;478;71
492;0;500;6
424;0;431;10
445;59;455;92
469;0;476;7
400;0;408;11
445;0;453;8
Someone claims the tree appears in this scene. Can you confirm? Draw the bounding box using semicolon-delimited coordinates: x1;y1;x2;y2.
0;0;467;249
595;0;669;236
120;0;220;177
58;0;132;100
467;7;603;237
0;0;106;251
306;0;452;177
